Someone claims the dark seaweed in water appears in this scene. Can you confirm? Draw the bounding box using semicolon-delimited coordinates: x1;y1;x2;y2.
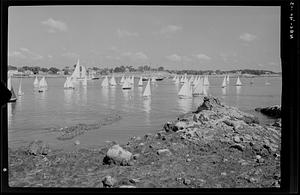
57;113;122;141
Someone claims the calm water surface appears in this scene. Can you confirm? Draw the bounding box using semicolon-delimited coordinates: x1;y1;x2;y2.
7;76;281;150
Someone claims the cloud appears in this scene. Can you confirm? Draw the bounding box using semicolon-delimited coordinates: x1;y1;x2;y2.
41;18;68;33
62;52;79;59
8;51;26;59
121;51;148;61
156;25;182;35
239;33;256;42
105;55;120;60
194;54;211;60
117;29;139;38
166;54;182;62
9;48;43;60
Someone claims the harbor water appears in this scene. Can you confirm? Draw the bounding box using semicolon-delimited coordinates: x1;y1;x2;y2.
7;76;281;151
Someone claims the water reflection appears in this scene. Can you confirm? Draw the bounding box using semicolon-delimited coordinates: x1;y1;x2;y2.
109;87;116;109
7;102;16;128
81;86;87;105
222;87;227;96
64;89;73;106
178;98;193;113
236;86;241;95
143;98;151;125
101;87;109;104
203;86;209;96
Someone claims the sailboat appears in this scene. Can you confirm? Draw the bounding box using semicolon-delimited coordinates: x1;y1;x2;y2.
203;75;210;86
38;76;48;92
138;77;143;86
70;59;87;80
64;77;75;89
101;76;109;88
236;76;242;86
110;75;117;86
192;78;204;96
178;81;193;99
175;76;180;84
17;77;24;96
226;75;230;84
7;76;17;102
221;76;227;88
143;79;151;98
33;76;39;87
130;76;135;86
120;75;125;84
122;77;132;90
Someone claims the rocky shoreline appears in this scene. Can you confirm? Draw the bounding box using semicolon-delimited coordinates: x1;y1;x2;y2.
8;96;281;188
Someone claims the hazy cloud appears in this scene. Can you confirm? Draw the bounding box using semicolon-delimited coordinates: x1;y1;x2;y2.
8;51;26;59
239;33;256;42
41;18;68;33
166;54;182;62
10;47;44;60
194;54;211;60
117;29;139;38
62;52;79;59
157;25;182;35
121;51;148;61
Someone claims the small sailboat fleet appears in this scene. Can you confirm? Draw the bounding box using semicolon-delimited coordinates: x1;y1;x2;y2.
236;76;242;86
7;75;17;102
38;76;48;92
64;77;75;89
142;79;151;98
178;80;193;99
138;77;143;86
221;76;227;88
17;77;24;96
110;74;117;86
101;76;109;88
33;76;39;87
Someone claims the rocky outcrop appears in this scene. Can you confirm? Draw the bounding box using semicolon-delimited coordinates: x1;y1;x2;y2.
8;96;281;188
103;144;133;166
255;105;281;118
27;140;50;155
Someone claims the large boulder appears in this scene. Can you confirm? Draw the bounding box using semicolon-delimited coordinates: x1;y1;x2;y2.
103;144;132;166
195;96;223;112
27;140;50;156
255;105;281;118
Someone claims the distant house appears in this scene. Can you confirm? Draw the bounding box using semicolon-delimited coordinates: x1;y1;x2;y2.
24;70;34;75
38;71;47;75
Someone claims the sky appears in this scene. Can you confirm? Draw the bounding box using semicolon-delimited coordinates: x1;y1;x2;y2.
8;6;281;71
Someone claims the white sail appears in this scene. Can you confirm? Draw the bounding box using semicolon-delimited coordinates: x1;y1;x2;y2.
175;76;180;84
122;78;132;89
64;77;69;88
192;76;199;86
226;75;230;84
203;75;210;86
143;80;151;97
71;59;81;79
101;76;109;87
192;79;203;96
33;76;39;87
178;81;192;98
138;77;143;86
151;77;156;83
110;75;117;86
180;76;184;83
120;75;125;84
236;76;242;86
189;76;194;84
18;77;23;96
221;76;227;88
131;76;135;85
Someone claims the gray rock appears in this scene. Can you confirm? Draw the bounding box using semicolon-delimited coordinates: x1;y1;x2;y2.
102;175;117;187
132;153;140;160
175;121;187;131
255;105;281;118
27;140;50;156
157;149;172;156
103;144;132;166
230;144;245;151
233;135;241;143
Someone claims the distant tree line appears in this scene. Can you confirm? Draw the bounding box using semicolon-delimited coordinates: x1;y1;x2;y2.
8;65;278;76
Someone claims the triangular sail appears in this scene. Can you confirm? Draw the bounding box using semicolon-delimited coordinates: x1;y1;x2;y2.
178;81;192;98
18;77;23;96
33;76;39;87
236;76;242;86
110;75;117;86
193;79;203;96
221;76;227;88
122;78;131;89
138;77;143;86
203;75;210;86
143;80;151;97
120;75;125;84
226;75;230;84
101;76;109;87
71;59;81;79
